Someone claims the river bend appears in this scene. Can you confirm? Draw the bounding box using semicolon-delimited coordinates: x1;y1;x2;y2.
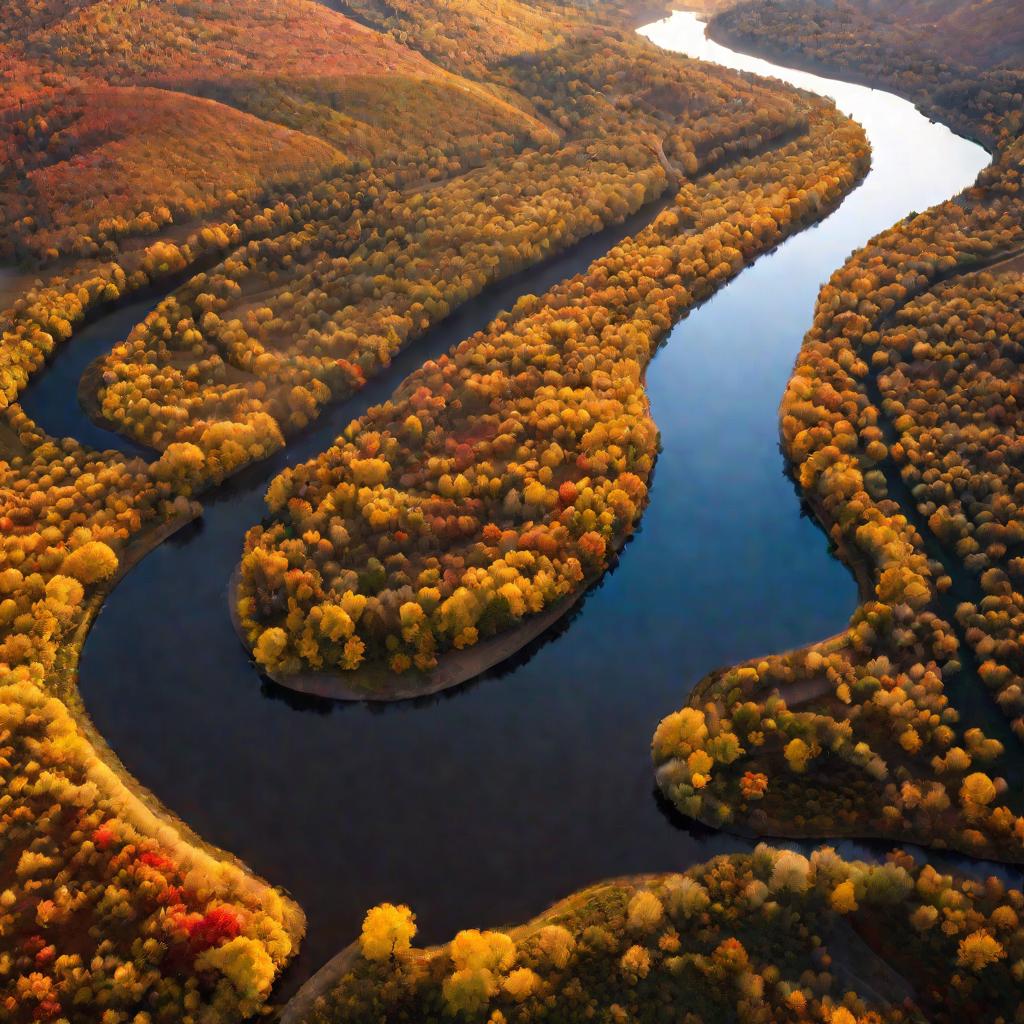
23;11;993;994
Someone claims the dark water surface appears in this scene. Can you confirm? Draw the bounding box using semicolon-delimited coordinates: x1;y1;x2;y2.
20;296;159;460
24;13;994;995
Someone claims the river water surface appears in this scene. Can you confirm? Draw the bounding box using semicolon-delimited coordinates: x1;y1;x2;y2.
25;11;991;994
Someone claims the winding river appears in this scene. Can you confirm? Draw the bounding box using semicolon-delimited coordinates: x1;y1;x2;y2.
20;10;995;997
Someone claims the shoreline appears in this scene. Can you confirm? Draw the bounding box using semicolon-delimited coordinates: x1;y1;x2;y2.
705;18;996;153
278;868;918;1023
48;505;309;959
233;568;589;702
279;943;359;1024
229;522;638;702
278;874;679;1023
667;440;1024;864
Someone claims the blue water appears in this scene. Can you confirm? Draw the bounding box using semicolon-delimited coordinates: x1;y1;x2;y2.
21;12;992;994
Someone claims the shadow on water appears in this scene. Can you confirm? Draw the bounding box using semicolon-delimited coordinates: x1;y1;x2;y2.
780;447;846;560
18;9;1013;1001
18;295;161;460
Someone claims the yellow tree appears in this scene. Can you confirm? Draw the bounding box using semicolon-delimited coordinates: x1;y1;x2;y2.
359;903;417;961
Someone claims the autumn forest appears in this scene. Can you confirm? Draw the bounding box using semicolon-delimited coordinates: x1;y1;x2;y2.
1;0;1024;1022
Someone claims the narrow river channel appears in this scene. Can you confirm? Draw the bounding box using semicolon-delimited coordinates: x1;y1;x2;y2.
23;10;995;996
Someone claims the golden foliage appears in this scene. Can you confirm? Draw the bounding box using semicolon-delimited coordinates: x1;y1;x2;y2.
359;902;417;961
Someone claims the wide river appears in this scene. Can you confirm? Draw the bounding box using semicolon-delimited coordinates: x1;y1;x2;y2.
20;10;992;994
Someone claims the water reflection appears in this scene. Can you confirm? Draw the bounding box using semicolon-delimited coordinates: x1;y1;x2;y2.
51;10;998;995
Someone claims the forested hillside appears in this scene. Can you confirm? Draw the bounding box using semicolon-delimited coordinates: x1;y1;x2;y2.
711;0;1023;146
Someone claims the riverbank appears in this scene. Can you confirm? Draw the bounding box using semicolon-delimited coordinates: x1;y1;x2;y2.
230;509;643;700
277;863;932;1024
233;566;589;700
705;15;999;153
48;505;307;934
